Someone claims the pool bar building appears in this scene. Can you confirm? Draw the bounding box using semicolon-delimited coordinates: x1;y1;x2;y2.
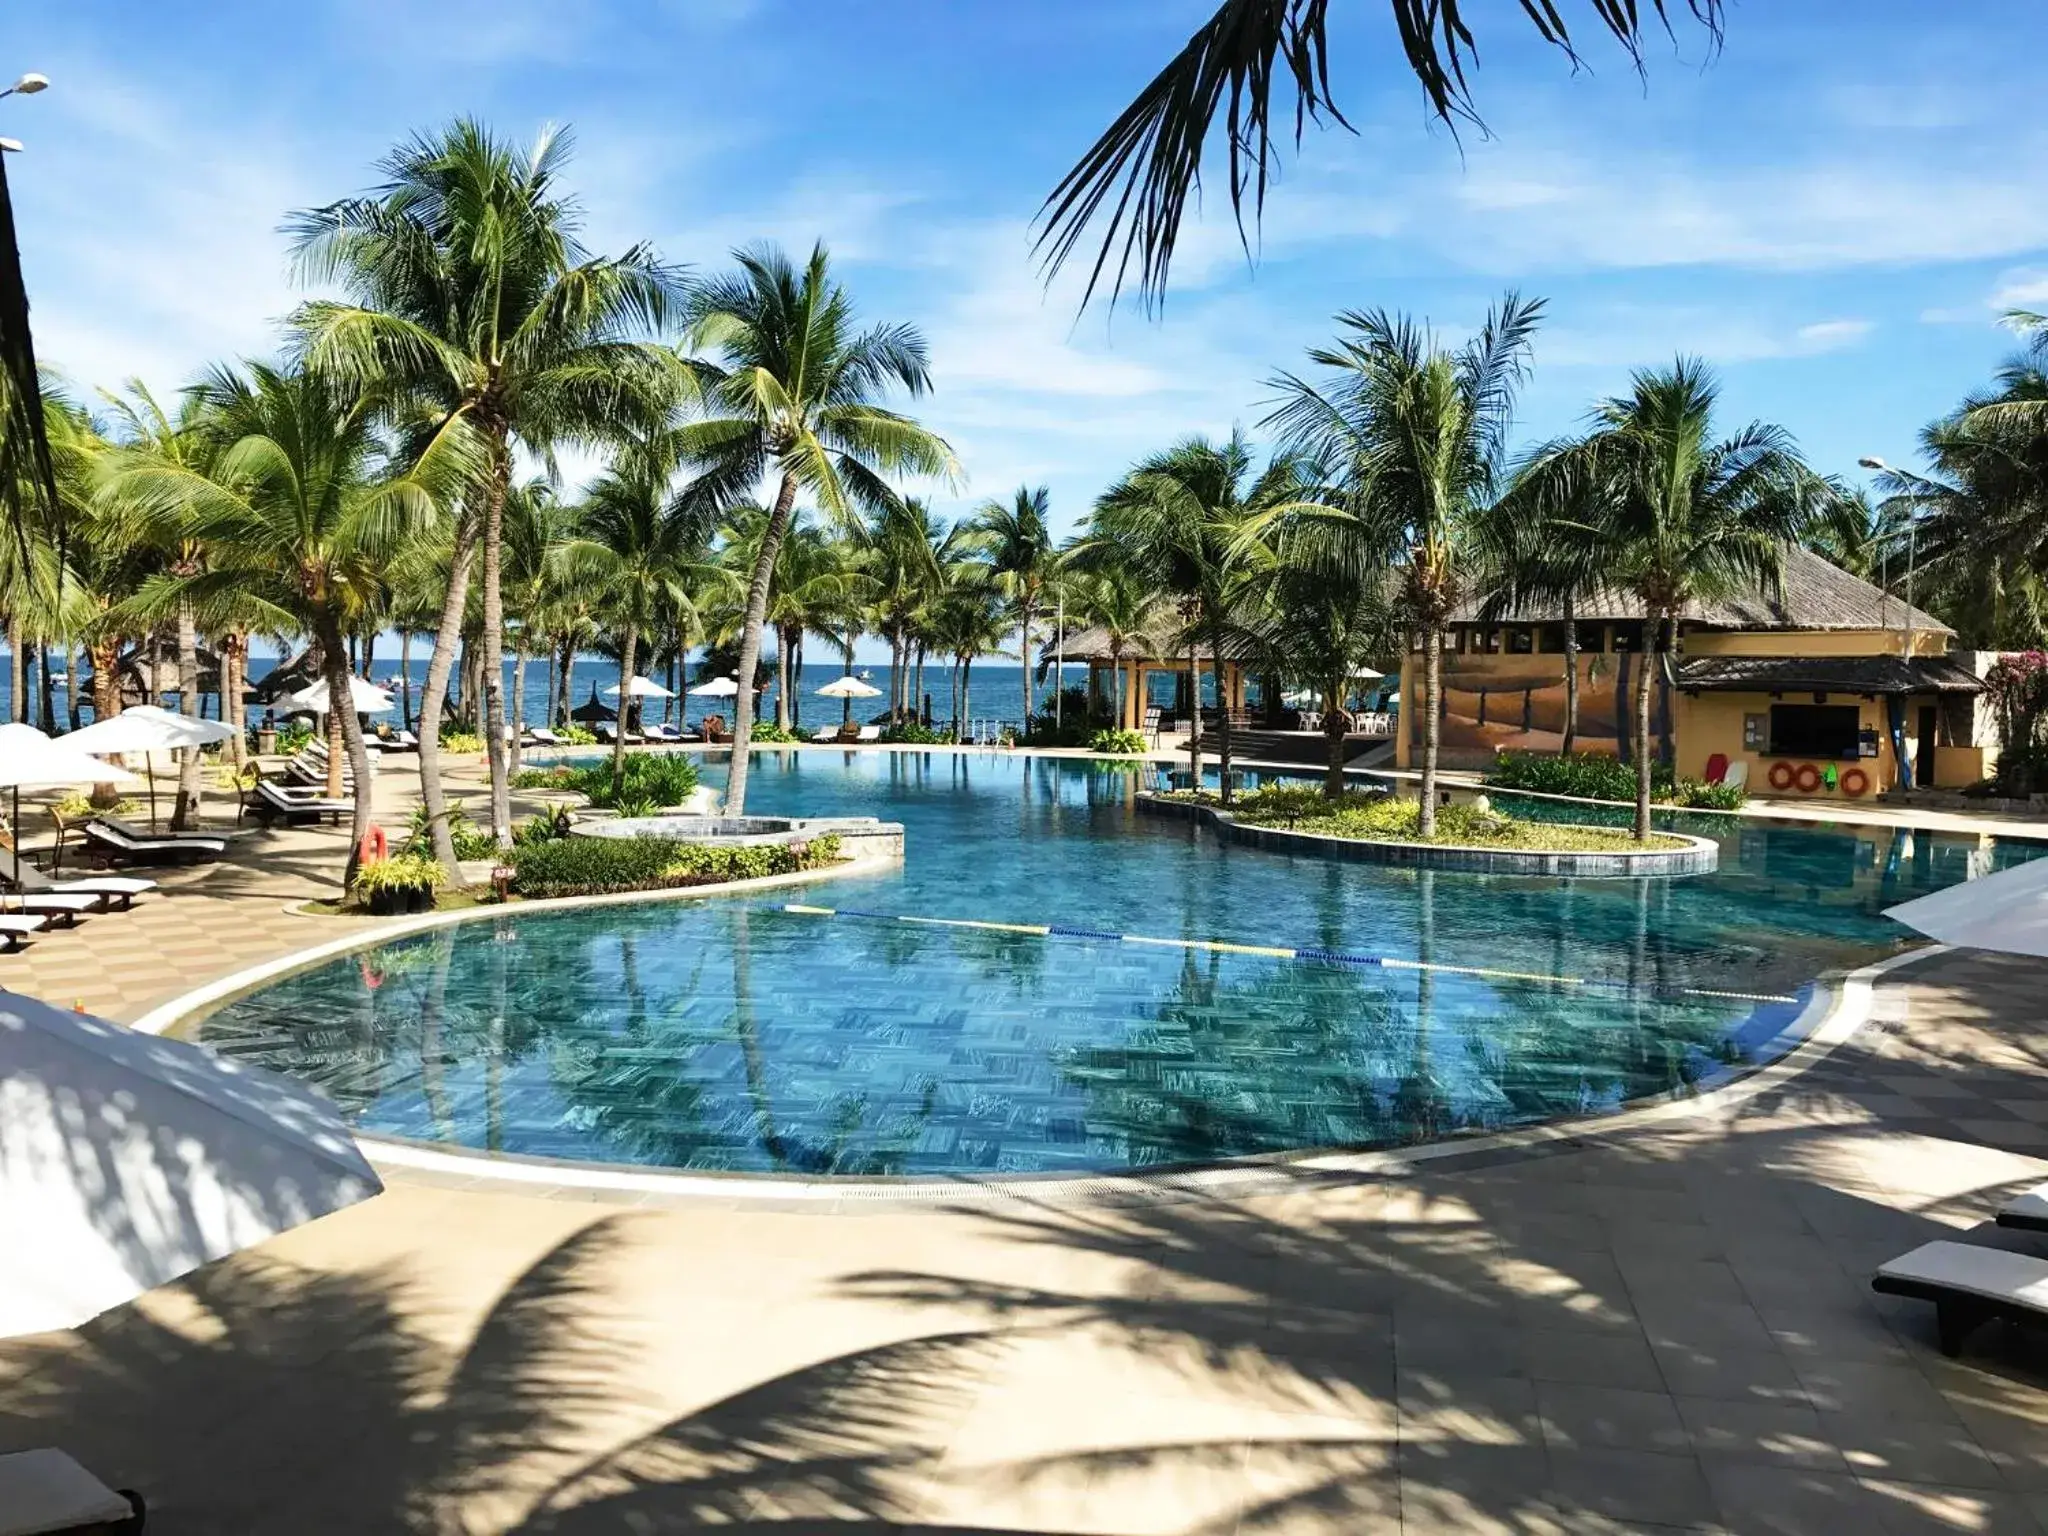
1396;544;1997;799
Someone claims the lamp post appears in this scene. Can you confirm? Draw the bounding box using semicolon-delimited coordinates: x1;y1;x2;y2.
1857;454;1933;657
2;71;51;731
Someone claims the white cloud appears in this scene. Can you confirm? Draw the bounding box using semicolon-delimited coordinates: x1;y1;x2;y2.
1535;310;1874;370
1990;266;2048;309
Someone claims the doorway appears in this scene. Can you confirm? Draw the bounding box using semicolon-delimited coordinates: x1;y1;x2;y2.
1916;703;1939;788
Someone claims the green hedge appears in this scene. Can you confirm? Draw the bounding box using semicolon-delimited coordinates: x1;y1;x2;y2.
510;753;699;809
510;833;842;898
1090;727;1148;755
1488;750;1745;809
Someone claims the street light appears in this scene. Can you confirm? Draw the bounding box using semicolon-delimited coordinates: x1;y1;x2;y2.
1858;452;1929;654
1;73;48;99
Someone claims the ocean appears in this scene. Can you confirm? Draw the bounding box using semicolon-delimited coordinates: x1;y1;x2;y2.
0;653;1112;736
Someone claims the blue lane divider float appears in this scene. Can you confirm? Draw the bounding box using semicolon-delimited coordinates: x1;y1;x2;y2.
778;904;1798;1007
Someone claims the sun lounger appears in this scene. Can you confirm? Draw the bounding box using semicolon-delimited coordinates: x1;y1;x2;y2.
527;727;563;747
1996;1183;2048;1233
255;781;351;825
0;892;94;926
84;821;227;864
855;724;882;743
1872;1240;2048;1356
5;863;154;911
98;815;219;846
0;914;48;951
0;1446;144;1536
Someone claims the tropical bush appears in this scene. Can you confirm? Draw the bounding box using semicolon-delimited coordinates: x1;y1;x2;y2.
510;753;699;809
402;803;498;860
510;765;574;790
54;791;145;820
510;833;842;898
555;724;598;746
1489;749;1746;808
748;719;801;743
1205;785;1683;852
881;721;954;744
514;805;575;845
1670;779;1747;810
274;721;315;754
438;730;486;753
351;852;448;911
1986;651;2048;794
1089;727;1147;755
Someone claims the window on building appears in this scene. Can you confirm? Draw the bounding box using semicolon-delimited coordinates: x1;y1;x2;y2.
1536;623;1567;654
1769;704;1862;759
1506;627;1534;654
1610;622;1645;652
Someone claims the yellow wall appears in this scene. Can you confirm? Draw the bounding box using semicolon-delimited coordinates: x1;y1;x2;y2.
1682;628;1950;659
1671;691;1899;799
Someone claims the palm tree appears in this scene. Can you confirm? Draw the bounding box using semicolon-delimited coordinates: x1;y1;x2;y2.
971;486;1059;736
1265;294;1542;833
1062;563;1166;727
1240;558;1398;795
501;476;568;776
1082;432;1302;802
560;434;726;790
925;563;1008;736
1038;1;1724;309
1513;360;1836;838
289;118;686;856
107;362;468;878
866;497;947;724
680;242;956;814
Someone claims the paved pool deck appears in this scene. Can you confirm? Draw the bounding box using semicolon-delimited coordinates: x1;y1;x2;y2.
3;756;2048;1533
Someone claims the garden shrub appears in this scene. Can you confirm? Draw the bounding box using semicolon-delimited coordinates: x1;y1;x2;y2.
402;803;498;860
556;724;597;746
510;832;843;898
748;719;801;743
880;721;954;744
1670;778;1747;810
1491;749;1747;808
438;730;485;753
275;721;315;754
1089;727;1147;755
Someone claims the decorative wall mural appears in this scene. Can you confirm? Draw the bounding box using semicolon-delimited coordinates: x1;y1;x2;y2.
1412;654;1672;763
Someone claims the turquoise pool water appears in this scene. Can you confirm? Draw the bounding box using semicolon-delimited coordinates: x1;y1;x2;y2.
193;751;2036;1176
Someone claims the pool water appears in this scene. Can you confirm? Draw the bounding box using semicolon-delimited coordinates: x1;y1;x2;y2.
192;751;2036;1176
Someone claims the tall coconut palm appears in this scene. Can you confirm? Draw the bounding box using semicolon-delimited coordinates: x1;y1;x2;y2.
561;435;727;790
867;498;947;724
1062;561;1170;728
763;516;869;731
1038;1;1724;309
1265;294;1542;833
971;486;1059;736
1514;360;1836;838
107;362;471;879
1240;558;1399;795
288;118;687;859
1081;433;1303;802
679;242;956;814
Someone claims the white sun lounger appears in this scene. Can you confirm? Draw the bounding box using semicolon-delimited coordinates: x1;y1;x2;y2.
8;863;155;910
0;914;48;951
0;1447;143;1535
97;815;219;847
256;781;351;825
0;892;96;927
1872;1240;2048;1356
1996;1183;2048;1234
856;724;883;742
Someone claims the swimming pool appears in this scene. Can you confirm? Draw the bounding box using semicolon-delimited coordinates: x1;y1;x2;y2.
190;751;2032;1177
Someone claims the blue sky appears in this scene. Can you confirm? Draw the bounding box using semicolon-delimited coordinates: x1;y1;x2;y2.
9;0;2048;554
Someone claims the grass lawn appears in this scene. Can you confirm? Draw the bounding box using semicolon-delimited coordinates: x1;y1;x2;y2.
1169;787;1689;853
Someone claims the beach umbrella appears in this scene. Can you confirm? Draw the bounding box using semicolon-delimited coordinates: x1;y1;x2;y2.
1350;665;1385;680
0;725;144;885
817;672;882;726
1884;857;2048;958
287;676;394;717
602;675;674;699
569;684;617;723
0;989;382;1339
687;676;740;697
63;704;237;834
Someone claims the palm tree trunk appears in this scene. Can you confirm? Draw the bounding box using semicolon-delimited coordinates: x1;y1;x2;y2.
1324;675;1349;798
64;637;81;731
1209;617;1237;805
725;470;798;816
172;597;201;828
1018;602;1034;739
87;634;119;724
1185;630;1203;786
320;615;377;890
1419;622;1443;838
914;641;927;725
399;630;413;732
792;631;803;729
775;623;792;730
541;641;554;735
479;458;513;847
1633;609;1658;842
1561;597;1580;756
961;657;971;731
556;636;575;727
612;628;637;789
418;517;477;880
7;625;22;724
221;633;245;771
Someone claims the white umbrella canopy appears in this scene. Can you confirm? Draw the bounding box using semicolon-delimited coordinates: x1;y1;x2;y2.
1884;856;2048;958
602;675;675;700
287;676;395;716
816;675;883;699
61;703;236;754
0;989;382;1338
687;676;740;697
0;724;145;794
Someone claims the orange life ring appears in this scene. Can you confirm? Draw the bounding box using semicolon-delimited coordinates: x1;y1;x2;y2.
1840;767;1869;798
1768;761;1796;791
357;825;388;865
1793;763;1821;793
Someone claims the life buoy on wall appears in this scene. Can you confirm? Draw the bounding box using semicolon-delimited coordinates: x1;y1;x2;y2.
1793;763;1822;793
357;825;388;865
1840;767;1870;798
1768;761;1797;791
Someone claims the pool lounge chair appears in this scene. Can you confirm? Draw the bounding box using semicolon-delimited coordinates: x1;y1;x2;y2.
255;780;351;826
84;821;227;865
0;891;94;926
1997;1183;2048;1233
1872;1240;2048;1357
527;726;563;747
0;1447;145;1535
0;913;48;951
97;815;220;846
855;724;883;743
3;860;155;911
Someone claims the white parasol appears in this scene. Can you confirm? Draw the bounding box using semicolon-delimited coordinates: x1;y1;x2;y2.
1884;856;2048;959
687;676;740;697
602;675;675;699
0;725;144;883
63;704;238;833
287;676;395;716
816;675;883;699
0;988;382;1338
